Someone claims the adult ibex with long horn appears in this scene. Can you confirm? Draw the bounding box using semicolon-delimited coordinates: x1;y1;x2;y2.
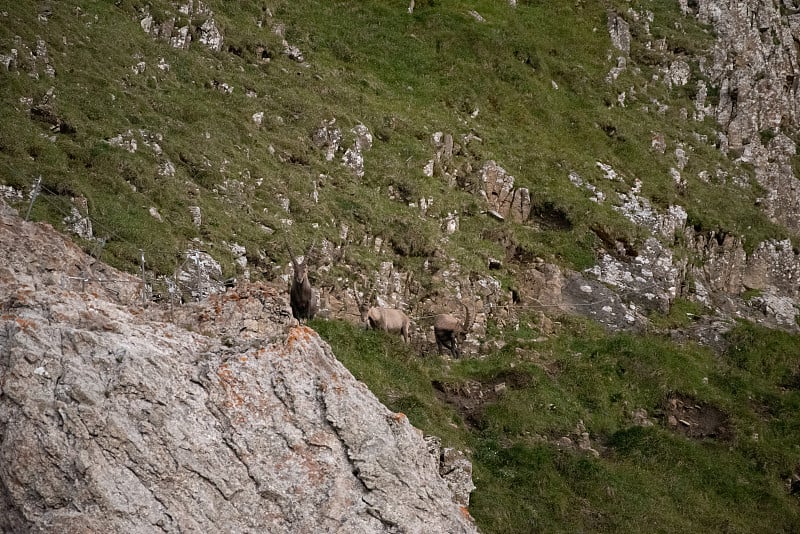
433;301;474;358
355;282;412;343
284;234;316;323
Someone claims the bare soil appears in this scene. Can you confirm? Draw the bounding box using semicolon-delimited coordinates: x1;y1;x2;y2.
432;369;534;428
663;392;732;441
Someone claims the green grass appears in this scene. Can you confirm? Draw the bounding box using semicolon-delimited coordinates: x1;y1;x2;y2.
1;0;778;274
315;316;800;533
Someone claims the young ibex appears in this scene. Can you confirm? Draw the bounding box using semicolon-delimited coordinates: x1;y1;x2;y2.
433;301;474;358
355;283;412;343
284;235;316;323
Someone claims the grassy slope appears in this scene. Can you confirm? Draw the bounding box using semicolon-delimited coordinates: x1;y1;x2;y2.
314;316;800;533
2;0;800;532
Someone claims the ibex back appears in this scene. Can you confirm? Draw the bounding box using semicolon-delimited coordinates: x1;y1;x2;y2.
362;306;411;343
433;302;473;358
355;283;412;343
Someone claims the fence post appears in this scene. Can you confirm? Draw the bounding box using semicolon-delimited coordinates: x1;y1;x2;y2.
194;251;203;301
139;249;147;306
26;175;42;221
90;236;107;261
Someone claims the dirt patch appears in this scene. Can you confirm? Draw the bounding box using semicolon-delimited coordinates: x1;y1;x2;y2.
780;369;800;391
590;223;637;259
530;201;572;231
663;393;732;441
432;369;534;428
493;369;535;389
789;465;800;497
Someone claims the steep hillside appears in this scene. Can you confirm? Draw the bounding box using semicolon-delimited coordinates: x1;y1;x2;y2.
2;0;800;532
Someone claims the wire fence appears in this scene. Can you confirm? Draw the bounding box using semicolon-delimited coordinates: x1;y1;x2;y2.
9;175;675;319
10;176;225;306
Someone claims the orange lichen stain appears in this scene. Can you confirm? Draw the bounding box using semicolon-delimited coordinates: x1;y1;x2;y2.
14;318;37;331
286;325;316;348
11;291;30;305
331;385;350;400
217;364;245;408
390;412;407;423
460;506;474;521
239;356;248;363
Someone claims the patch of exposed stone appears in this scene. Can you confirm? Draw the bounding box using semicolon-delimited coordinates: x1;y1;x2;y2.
0;35;55;79
139;1;222;52
689;1;800;234
312;119;373;177
63;196;93;240
479;161;531;223
584;237;679;316
0;200;477;533
425;436;476;507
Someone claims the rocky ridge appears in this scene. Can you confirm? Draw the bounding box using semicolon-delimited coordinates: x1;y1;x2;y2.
0;200;476;533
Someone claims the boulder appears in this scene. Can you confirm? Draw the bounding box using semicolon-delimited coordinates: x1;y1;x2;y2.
0;202;477;533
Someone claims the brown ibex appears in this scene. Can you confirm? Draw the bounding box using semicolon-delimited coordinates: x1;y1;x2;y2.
355;283;412;343
433;301;474;358
284;235;316;323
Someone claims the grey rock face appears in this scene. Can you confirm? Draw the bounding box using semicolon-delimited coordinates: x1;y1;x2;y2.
693;0;800;234
607;12;631;53
480;160;531;223
140;1;222;52
0;203;477;533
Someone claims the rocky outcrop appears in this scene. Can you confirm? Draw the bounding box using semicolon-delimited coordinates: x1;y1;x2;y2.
690;0;800;234
479;161;531;223
140;1;222;52
0;202;476;533
312;120;373;177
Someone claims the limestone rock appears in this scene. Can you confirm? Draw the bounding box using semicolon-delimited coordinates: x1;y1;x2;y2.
693;1;800;232
480;160;531;223
312;118;343;161
0;202;477;533
665;59;691;88
481;160;515;216
341;124;373;178
585;237;679;315
140;2;223;52
607;12;631;53
197;18;223;52
175;248;225;301
440;448;477;507
63;196;93;240
750;290;798;327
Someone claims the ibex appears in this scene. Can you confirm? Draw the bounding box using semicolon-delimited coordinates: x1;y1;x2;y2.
433;302;474;358
355;283;412;343
284;235;316;323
